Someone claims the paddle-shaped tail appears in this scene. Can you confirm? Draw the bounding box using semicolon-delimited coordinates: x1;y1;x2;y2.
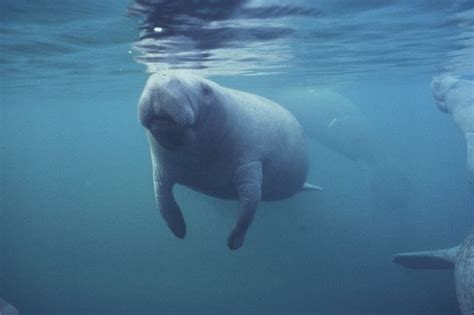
392;245;460;270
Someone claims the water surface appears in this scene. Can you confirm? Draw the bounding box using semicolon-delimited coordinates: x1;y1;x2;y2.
1;1;473;314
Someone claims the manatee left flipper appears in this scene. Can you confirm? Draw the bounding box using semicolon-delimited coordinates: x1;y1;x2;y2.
227;161;262;250
149;133;186;239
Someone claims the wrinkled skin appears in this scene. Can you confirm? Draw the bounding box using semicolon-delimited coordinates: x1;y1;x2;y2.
138;73;315;250
432;76;474;187
455;233;474;315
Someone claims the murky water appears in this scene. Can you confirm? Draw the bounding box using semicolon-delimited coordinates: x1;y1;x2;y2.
1;1;473;314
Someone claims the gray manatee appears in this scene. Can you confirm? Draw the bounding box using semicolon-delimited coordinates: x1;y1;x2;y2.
432;76;474;187
138;73;319;250
393;232;474;315
271;88;411;209
272;88;380;164
0;297;19;315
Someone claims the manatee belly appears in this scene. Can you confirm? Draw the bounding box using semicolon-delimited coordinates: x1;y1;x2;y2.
260;149;308;201
161;140;308;201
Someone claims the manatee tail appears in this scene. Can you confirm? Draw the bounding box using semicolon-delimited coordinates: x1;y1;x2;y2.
301;182;323;191
392;245;460;270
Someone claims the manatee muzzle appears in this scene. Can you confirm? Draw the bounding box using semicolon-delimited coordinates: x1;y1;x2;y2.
148;113;183;150
140;83;197;150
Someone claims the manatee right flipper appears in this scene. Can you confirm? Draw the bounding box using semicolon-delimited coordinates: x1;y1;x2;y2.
392;246;460;270
148;133;186;239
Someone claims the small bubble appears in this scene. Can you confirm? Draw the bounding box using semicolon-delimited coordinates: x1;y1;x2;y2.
153;27;163;33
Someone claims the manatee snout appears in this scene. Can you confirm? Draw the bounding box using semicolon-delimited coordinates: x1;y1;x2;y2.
139;78;198;150
150;124;188;150
139;91;188;127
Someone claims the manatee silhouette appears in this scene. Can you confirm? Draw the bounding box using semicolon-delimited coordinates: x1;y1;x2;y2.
432;76;474;188
138;73;320;250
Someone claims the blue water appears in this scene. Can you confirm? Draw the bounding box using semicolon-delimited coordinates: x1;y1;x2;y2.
1;1;473;314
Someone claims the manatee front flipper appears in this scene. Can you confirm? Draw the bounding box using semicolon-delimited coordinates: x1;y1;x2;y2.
392;246;460;270
149;134;186;239
227;161;262;250
301;182;323;191
156;180;186;239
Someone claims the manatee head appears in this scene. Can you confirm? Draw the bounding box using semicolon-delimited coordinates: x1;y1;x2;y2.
431;75;458;113
138;73;214;150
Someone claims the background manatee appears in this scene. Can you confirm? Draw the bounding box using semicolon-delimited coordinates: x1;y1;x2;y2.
278;89;380;164
432;76;474;189
270;87;412;209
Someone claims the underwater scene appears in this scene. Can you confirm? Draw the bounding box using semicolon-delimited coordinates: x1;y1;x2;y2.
1;0;473;314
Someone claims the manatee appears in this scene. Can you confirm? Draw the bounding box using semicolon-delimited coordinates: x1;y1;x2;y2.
393;232;474;315
271;87;412;209
138;73;319;250
272;88;380;164
432;76;474;187
0;297;19;315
